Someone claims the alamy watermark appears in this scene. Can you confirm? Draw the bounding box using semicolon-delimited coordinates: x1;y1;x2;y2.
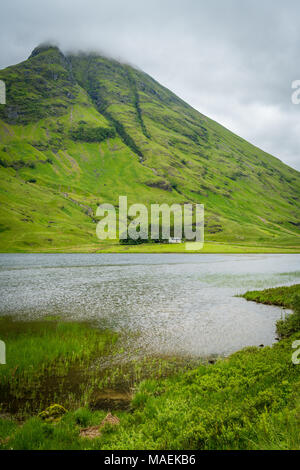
292;340;300;365
0;340;5;364
96;196;204;250
291;80;300;104
0;80;5;104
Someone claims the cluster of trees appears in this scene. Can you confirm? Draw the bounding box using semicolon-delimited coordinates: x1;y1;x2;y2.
70;124;116;142
119;224;184;245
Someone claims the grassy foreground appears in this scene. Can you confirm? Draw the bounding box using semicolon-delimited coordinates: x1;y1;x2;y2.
0;285;300;450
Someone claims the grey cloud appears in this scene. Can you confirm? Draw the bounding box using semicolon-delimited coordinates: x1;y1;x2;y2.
0;0;299;169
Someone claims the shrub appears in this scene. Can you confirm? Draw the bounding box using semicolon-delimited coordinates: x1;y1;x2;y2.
73;407;91;427
277;294;300;337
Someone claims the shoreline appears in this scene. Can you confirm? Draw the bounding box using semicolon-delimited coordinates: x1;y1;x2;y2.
0;284;299;449
1;241;300;254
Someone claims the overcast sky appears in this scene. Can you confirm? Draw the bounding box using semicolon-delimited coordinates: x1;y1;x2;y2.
1;0;299;170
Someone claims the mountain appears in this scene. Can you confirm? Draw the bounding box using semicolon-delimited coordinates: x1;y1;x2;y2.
0;44;299;252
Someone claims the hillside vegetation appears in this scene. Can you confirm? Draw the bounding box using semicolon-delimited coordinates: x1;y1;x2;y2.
0;45;299;252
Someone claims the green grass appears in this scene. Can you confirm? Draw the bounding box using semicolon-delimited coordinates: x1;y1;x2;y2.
0;317;113;377
0;284;300;450
242;284;300;307
0;44;299;252
2;241;299;254
0;316;195;417
0;317;118;415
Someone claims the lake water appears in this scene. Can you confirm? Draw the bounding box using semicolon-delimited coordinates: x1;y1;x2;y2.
0;253;299;357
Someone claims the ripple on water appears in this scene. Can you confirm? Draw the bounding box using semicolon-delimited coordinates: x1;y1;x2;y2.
0;253;298;356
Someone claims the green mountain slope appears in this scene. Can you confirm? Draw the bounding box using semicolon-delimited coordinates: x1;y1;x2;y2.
0;44;299;252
